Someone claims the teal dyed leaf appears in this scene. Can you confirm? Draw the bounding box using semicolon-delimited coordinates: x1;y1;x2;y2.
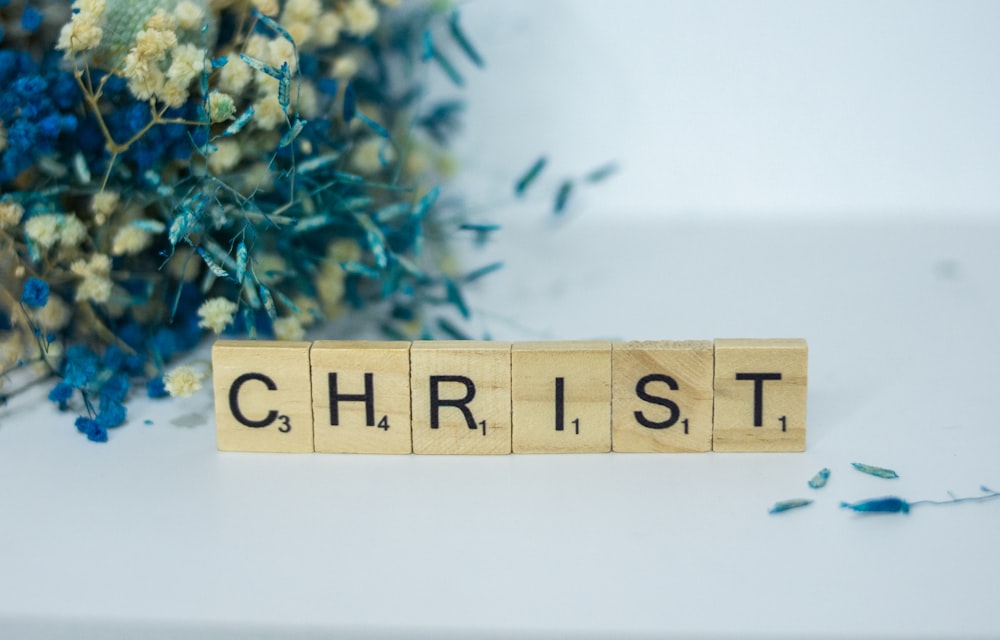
851;462;899;479
412;186;439;219
514;156;546;197
840;497;910;514
462;261;503;284
808;467;830;489
357;112;390;139
583;162;619;184
769;498;812;514
278;118;306;148
343;82;356;122
449;11;484;68
554;180;574;214
221;106;255;137
444;278;469;319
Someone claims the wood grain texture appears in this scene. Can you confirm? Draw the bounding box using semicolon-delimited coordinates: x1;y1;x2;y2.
410;341;512;455
611;340;715;452
512;341;612;453
310;341;412;454
712;338;808;452
212;340;314;453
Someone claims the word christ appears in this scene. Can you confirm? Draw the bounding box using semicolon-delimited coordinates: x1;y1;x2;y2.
211;339;808;454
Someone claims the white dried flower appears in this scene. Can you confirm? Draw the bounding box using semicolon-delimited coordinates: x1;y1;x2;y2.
331;53;359;78
314;11;343;47
71;254;113;303
164;365;206;397
145;8;177;32
251;0;278;17
124;52;167;101
0;200;24;228
273;316;305;341
218;54;253;94
341;0;379;37
91;191;120;218
291;295;321;327
351;137;395;174
167;43;205;84
197;297;238;334
317;261;346;313
111;225;153;256
294;80;319;119
24;214;61;249
207;139;242;174
0;332;24;368
71;253;111;278
134;25;177;61
267;37;297;74
36;296;72;331
284;21;313;46
173;0;205;30
327;238;362;263
207;91;237;123
59;215;87;247
252;94;284;130
160;77;190;108
283;0;321;23
56;17;103;54
75;275;113;304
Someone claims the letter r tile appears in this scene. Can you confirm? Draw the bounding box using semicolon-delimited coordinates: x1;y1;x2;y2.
212;340;314;453
310;341;412;453
410;341;512;455
712;338;808;452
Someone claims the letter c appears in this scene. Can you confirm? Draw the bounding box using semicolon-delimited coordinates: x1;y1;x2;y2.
228;372;279;428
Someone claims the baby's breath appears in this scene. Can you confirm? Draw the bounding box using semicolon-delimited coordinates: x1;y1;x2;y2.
1;0;494;443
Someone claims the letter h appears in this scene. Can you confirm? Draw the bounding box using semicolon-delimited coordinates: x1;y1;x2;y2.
328;372;375;426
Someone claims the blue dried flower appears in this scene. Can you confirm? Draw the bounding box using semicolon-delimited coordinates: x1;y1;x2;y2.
96;401;127;429
0;54;79;183
48;381;74;404
62;345;99;388
146;376;168;399
20;7;42;32
100;372;130;404
20;277;49;308
75;416;108;443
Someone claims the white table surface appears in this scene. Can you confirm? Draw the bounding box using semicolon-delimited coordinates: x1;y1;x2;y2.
2;216;999;639
6;2;1000;637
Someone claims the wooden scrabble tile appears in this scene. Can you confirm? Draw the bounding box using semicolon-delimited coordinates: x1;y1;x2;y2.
310;341;412;454
212;340;314;453
511;341;612;453
611;340;715;453
712;338;808;452
410;341;512;454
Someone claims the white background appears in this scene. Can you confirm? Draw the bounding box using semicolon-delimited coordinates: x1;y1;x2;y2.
2;2;1000;639
454;0;1000;220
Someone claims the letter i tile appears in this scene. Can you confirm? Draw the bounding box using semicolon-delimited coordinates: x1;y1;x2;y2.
410;341;512;454
310;341;413;454
611;341;715;453
213;340;315;452
712;339;808;452
512;341;611;453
